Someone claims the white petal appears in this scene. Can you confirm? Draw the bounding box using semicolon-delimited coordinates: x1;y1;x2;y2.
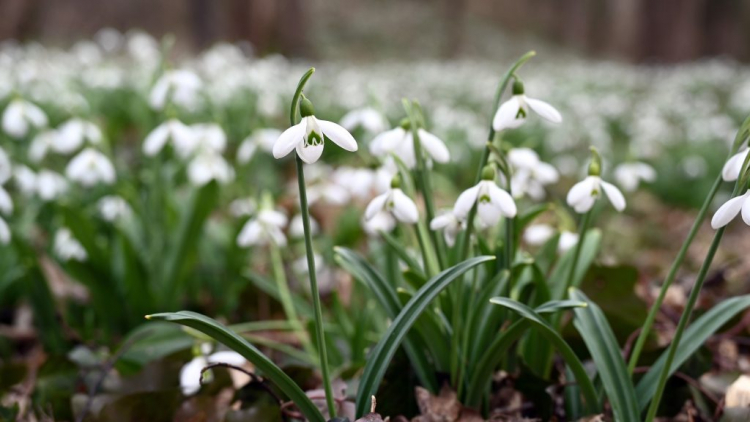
523;224;554;246
573;195;596;214
319;120;358;152
712;194;747;229
0;217;10;245
207;351;246;366
2;102;27;138
418;129;450;163
237;139;258;164
259;210;288;228
525;97;562;123
722;150;748;182
295;142;324;164
492;97;522;131
179;357;207;395
535;162;560;184
477;202;502;227
390;189;419;224
453;184;481;219
143;124;170;156
601;181;626;212
742;196;750;226
369;128;404;156
636;163;657;182
430;213;455;230
508;148;539;169
0;187;12;215
488;184;517;217
558;231;579;253
237;220;262;247
566;177;596;208
272;123;305;159
365;192;389;220
24;102;48;128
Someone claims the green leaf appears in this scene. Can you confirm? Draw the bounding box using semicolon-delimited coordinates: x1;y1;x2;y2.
146;311;325;422
380;230;426;280
549;229;601;300
354;256;494;417
569;289;640;422
465;299;592;409
635;294;750;410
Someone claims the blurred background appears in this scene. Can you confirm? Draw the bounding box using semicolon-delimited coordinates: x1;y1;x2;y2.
3;0;750;62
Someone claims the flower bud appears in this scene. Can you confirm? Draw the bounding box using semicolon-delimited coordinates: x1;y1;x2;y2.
512;79;525;96
588;146;602;176
481;165;496;181
300;97;315;117
399;117;411;130
390;174;401;189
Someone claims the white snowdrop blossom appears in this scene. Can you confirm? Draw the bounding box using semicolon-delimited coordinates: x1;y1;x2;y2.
0;146;10;184
2;99;48;138
149;70;203;111
566;176;626;213
369;126;449;169
229;198;257;218
507;148;559;200
28;130;55;163
36;170;69;201
53;118;102;154
614;162;657;192
365;179;419;225
187;151;234;186
290;213;319;238
179;350;247;395
54;228;87;262
332;166;377;200
66;148;116;187
97;196;132;222
430;210;463;247
492;81;561;131
0;186;12;215
339;107;388;134
558;231;579;253
523;224;555;246
182;123;226;158
721;148;749;182
14;166;38;196
272;99;358;164
142;119;194;157
711;191;750;229
237;209;288;247
453;167;517;228
237;129;281;164
363;211;396;235
0;217;9;245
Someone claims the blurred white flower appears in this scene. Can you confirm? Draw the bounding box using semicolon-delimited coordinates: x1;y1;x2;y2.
13;165;37;196
180;350;247;396
183;123;226;158
94;28;123;53
289;213;319;238
0;217;9;245
237;209;287;247
29;130;55;162
293;253;324;275
187;151;234;186
370;126;449;168
65;148;116;187
339;107;388;134
2;99;48;138
614;162;656;192
453;171;517;228
566;176;626;213
0;146;10;184
507;148;559;200
306;181;351;206
711;191;750;229
332;166;376;200
273;111;358;164
0;186;12;215
493;81;561;131
722;148;749;182
54;228;87;262
149;70;203;111
558;231;579;253
126;31;160;63
365;184;419;225
237;128;280;164
97;196;132;222
143;119;194;157
430;210;462;247
363;211;396;235
54;118;102;154
36;170;68;201
229;198;256;218
523;224;555;246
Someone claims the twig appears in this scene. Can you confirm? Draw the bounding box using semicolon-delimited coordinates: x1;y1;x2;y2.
622;327;642;361
633;366;720;405
198;362;284;405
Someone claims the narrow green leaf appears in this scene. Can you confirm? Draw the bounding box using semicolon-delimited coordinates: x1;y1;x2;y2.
569;289;640;422
380;230;426;280
635;294;750;410
354;256;494;417
146;311;325;422
549;230;601;300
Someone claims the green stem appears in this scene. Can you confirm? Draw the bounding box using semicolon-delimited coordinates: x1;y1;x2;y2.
627;174;722;374
296;155;337;418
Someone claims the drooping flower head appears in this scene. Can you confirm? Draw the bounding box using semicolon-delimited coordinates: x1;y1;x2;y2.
236;199;288;247
430;210;463;247
453;165;517;228
507;148;559;200
711;187;750;229
614;161;656;192
369;118;449;169
340;107;388;134
149;69;203;111
273;96;358;164
143;119;194;157
365;175;419;226
566;147;626;214
2;99;48;139
65;148;116;187
492;80;562;132
722;148;749;182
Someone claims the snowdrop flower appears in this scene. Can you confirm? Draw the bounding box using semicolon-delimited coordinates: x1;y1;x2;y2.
54;228;87;262
493;80;562;131
306;181;351;206
453;166;517;228
290;213;320;238
430;210;463;247
369;122;449;168
180;348;247;395
363;212;396;235
365;176;419;225
523;224;555;246
721;148;749;182
229;198;256;217
2;99;48;138
53;118;102;154
142;119;194;157
339;107;388;134
293;253;324;275
28;130;55;163
182;123;226;158
614;161;657;192
0;217;9;245
237;209;288;247
566;148;626;214
149;69;203;111
273;97;358;164
36;170;68;201
0;146;10;184
507;148;559;200
13;166;37;196
97;196;132;222
66;148;116;187
332;166;376;200
187;151;234;186
237;129;280;164
0;186;12;215
711;190;750;229
558;231;579;253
